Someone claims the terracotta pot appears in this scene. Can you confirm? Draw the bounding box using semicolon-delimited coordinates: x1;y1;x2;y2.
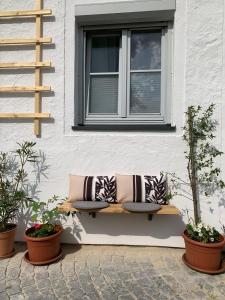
24;225;63;263
0;224;16;258
183;230;225;271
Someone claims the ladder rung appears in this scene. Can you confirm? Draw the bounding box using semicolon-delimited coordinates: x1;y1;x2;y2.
0;62;52;69
0;86;51;92
0;37;52;45
0;113;50;119
0;9;52;18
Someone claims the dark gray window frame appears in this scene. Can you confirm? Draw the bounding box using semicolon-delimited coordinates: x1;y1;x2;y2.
73;0;175;130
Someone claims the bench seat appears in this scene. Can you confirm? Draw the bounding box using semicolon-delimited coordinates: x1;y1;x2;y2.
59;202;180;215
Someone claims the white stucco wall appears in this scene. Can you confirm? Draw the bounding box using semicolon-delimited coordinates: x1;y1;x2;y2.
0;0;224;247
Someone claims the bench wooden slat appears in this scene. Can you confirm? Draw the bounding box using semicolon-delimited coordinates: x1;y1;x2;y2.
59;202;180;215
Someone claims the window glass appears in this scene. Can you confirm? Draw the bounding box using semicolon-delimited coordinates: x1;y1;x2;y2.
130;73;161;114
89;75;118;114
88;34;120;114
91;36;120;73
130;30;161;115
131;31;161;70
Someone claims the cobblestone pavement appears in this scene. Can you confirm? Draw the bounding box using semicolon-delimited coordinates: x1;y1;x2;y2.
0;243;225;300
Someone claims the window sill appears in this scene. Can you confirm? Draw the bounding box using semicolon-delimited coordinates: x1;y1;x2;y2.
72;124;176;131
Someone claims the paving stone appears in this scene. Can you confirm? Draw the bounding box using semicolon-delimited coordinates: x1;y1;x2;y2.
86;290;101;300
20;277;35;287
10;294;25;300
68;288;85;299
6;268;20;280
65;278;81;290
6;285;22;296
53;287;70;298
0;292;9;300
0;280;6;293
0;273;6;281
42;296;57;300
192;290;209;299
99;290;118;300
216;282;225;294
36;278;51;289
0;242;224;299
22;285;39;296
51;279;67;289
6;279;21;289
35;272;49;280
25;295;43;300
118;294;136;300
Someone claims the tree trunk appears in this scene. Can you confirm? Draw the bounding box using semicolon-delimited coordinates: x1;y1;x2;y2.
188;107;200;224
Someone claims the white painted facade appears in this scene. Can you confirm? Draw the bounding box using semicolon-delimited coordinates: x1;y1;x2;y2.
0;0;225;247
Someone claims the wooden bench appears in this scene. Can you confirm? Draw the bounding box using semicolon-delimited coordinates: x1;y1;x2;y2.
59;202;180;221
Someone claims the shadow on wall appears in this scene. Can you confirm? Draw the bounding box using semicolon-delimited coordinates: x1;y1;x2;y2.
218;190;225;209
16;150;50;240
62;225;83;244
74;213;185;239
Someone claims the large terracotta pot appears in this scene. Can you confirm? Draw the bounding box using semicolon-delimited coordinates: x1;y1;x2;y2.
0;224;16;258
183;230;225;272
24;225;63;263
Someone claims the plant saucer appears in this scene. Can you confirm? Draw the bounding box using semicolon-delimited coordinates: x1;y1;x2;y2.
182;254;225;275
24;249;63;265
0;248;15;259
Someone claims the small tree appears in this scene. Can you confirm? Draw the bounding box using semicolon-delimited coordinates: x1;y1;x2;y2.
183;104;225;224
0;141;37;232
167;104;225;225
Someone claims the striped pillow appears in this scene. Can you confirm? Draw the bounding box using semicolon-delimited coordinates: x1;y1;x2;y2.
116;174;168;204
68;175;116;203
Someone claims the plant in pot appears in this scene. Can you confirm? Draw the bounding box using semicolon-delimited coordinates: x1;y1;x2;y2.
0;141;38;259
24;195;65;265
169;104;225;274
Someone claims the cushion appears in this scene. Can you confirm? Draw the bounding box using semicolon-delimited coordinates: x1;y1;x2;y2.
68;175;116;203
116;174;167;204
72;201;109;211
122;202;161;213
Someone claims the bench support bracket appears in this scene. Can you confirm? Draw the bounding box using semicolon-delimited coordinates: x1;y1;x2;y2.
148;214;153;221
89;212;96;218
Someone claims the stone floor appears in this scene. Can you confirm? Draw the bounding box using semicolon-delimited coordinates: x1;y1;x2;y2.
0;243;225;300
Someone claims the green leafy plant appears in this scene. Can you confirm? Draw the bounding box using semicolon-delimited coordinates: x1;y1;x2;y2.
27;195;65;238
0;142;38;232
166;104;225;241
186;222;220;243
183;104;225;224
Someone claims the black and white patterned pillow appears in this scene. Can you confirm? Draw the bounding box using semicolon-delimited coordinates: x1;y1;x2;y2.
116;174;168;205
68;175;117;203
144;175;168;204
95;176;117;203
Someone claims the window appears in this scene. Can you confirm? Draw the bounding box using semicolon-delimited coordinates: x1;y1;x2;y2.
80;24;172;127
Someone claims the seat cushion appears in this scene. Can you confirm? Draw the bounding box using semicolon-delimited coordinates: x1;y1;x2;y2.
122;202;161;213
72;201;109;211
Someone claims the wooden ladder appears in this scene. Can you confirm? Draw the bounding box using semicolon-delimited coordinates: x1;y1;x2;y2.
0;0;53;136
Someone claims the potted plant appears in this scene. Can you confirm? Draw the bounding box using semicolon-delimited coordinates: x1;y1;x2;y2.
169;104;225;274
24;195;64;265
0;141;37;258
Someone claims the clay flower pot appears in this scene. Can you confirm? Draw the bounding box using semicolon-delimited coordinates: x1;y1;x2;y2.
24;225;63;264
183;230;225;273
0;224;16;258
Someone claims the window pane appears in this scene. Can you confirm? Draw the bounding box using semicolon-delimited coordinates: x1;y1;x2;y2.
89;75;118;114
130;73;161;114
91;36;120;73
131;31;161;70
